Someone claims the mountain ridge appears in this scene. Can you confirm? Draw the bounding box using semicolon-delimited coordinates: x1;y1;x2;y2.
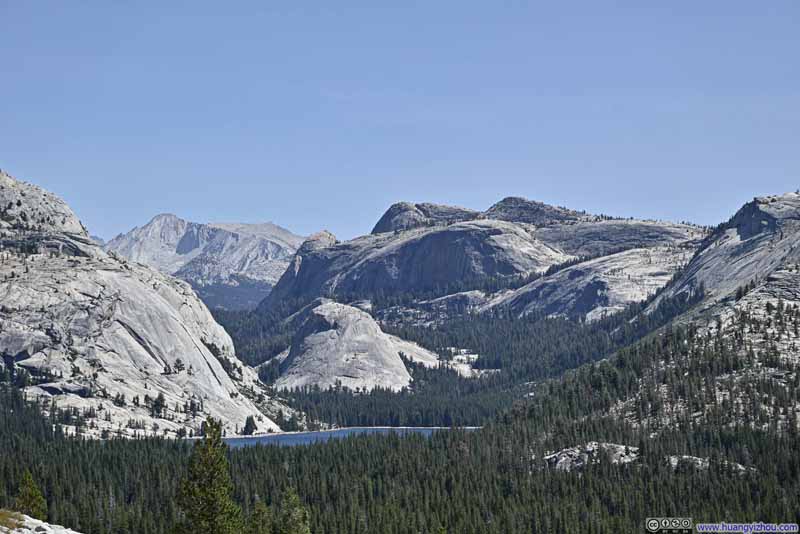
0;170;294;438
262;195;704;319
106;213;304;310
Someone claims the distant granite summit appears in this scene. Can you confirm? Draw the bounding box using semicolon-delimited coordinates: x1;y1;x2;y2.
106;214;304;309
263;195;703;319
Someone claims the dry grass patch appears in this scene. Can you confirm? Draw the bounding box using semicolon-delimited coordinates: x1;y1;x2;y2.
0;509;23;530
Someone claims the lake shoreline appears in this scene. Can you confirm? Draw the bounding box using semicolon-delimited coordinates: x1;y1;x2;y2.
224;426;482;448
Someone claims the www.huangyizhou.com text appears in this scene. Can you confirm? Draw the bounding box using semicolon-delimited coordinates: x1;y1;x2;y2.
646;518;799;532
695;523;799;533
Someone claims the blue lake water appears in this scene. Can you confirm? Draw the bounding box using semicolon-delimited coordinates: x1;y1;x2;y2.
225;427;478;448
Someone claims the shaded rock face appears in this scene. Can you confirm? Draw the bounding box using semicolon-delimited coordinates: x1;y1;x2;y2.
599;192;800;436
652;192;800;312
0;171;285;438
371;196;585;234
484;196;585;225
371;202;480;234
106;215;303;310
273;301;440;392
264;220;571;309
263;195;702;317
0;170;86;235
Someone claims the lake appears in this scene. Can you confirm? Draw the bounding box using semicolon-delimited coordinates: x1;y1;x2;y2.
225;426;478;448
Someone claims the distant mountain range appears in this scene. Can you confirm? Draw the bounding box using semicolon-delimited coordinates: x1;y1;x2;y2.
105;215;304;310
252;188;800;427
252;197;706;392
264;197;703;315
6;166;800;441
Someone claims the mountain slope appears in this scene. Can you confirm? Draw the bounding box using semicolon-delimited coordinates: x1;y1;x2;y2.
272;300;442;392
531;192;800;436
263;197;702;319
484;245;695;321
106;215;303;309
0;170;290;438
651;192;800;314
264;219;572;309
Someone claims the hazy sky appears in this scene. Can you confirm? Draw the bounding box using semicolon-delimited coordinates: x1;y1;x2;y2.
2;2;798;240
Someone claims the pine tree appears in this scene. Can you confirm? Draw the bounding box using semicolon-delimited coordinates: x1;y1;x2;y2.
276;488;311;534
176;417;242;534
243;415;257;436
248;498;273;534
14;470;47;521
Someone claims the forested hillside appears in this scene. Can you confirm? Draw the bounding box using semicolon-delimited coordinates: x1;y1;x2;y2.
3;298;800;533
218;282;703;427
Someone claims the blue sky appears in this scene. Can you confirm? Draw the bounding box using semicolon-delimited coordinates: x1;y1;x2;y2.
1;2;798;240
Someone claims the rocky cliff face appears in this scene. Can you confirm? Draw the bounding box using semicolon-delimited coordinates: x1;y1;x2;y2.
263;197;702;320
370;196;587;234
105;215;303;310
651;192;800;314
534;219;704;258
0;171;86;235
250;197;705;392
371;202;480;234
0;170;290;438
485;245;695;321
264;219;572;309
484;196;586;225
261;299;486;392
596;192;800;434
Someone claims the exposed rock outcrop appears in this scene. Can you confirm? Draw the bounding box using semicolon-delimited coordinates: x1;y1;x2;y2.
484;196;585;225
542;442;640;471
264;219;572;309
263;196;703;322
105;215;303;309
371;202;480;234
0;171;86;235
0;171;289;438
534;219;704;258
539;443;752;474
485;246;695;321
0;512;83;534
651;192;800;312
273;301;441;392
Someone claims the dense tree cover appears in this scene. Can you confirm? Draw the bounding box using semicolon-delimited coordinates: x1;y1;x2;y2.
0;382;798;534
212;254;659;369
282;290;704;427
283;360;514;428
5;277;799;533
214;297;312;367
0;390;317;534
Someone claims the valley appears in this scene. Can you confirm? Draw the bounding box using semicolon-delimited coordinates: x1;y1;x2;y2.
4;5;798;532
2;170;799;533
